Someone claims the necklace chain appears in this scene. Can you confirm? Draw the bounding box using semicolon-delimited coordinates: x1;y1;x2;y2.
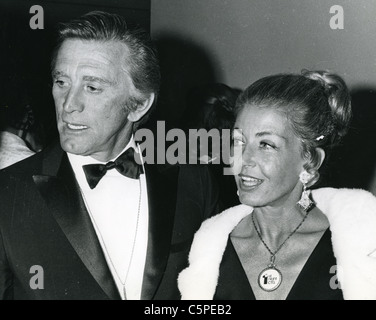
80;178;142;295
251;208;310;261
123;178;142;285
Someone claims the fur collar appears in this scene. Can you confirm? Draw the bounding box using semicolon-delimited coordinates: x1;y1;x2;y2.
178;188;376;300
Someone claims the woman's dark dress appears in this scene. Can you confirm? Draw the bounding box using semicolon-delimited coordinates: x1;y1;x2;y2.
214;229;343;300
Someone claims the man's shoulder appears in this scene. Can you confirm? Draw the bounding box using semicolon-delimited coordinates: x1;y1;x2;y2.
144;163;216;195
151;162;214;181
177;164;218;195
178;163;214;179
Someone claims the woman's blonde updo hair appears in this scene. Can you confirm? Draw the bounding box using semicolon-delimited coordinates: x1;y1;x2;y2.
235;70;352;183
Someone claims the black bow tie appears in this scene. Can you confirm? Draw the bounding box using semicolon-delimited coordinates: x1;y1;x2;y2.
82;147;144;189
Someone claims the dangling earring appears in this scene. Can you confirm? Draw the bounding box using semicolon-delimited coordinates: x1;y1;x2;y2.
297;171;315;212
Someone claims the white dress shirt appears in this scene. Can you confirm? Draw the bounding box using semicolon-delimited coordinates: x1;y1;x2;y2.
68;138;149;300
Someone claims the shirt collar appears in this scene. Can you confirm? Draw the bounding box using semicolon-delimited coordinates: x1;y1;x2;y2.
67;135;138;168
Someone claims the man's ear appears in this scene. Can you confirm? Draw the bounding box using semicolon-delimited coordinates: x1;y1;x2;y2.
127;93;155;122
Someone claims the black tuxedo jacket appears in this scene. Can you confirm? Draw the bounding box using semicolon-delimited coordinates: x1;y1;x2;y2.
0;143;218;300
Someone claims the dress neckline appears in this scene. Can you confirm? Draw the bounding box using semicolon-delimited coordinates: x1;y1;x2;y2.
222;228;343;300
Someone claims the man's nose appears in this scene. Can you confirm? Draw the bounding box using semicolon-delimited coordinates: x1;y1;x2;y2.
62;87;84;113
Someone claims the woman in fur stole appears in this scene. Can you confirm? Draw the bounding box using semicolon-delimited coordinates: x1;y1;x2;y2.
178;70;376;300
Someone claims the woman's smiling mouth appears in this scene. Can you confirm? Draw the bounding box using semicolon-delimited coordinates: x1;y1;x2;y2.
238;173;263;189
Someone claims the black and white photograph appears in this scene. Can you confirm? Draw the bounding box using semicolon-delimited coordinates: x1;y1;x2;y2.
0;0;375;308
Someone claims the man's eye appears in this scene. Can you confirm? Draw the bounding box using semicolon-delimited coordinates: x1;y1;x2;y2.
86;85;102;93
54;79;67;87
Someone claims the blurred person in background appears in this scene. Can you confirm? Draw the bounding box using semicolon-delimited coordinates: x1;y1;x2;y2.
0;74;44;169
182;82;241;210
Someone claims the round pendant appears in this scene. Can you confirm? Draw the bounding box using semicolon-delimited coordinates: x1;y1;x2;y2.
258;266;283;292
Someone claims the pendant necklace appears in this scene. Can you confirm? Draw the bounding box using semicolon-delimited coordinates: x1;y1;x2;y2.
251;208;310;292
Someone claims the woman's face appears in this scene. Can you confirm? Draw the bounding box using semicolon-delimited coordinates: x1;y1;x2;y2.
232;104;306;208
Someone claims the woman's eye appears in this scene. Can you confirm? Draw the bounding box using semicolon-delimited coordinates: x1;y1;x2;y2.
233;138;244;146
260;141;275;150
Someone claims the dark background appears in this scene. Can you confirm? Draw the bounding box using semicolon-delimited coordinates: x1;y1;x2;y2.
1;0;376;193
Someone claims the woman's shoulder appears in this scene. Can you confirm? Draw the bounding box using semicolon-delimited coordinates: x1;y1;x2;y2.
312;187;376;218
311;187;376;237
198;204;252;234
312;187;376;300
312;186;376;200
178;204;252;299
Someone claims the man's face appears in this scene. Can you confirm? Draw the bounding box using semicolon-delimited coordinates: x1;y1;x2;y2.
52;39;137;161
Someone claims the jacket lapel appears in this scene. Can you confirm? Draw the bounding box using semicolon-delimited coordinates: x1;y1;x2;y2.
32;145;120;300
141;163;179;300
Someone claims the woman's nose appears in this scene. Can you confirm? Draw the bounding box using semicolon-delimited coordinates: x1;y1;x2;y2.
241;147;257;168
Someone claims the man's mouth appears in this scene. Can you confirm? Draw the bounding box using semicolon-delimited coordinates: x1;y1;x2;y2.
66;122;88;130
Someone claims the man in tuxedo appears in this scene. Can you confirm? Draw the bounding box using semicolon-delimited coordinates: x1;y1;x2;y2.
0;11;218;300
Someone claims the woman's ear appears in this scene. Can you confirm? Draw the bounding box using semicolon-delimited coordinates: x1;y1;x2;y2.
314;147;326;170
127;93;155;123
302;147;326;188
